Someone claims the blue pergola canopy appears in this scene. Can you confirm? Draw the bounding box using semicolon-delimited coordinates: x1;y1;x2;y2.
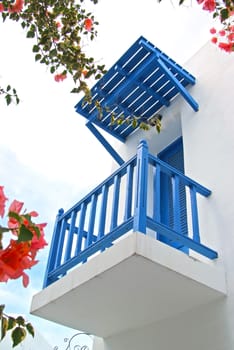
75;36;198;143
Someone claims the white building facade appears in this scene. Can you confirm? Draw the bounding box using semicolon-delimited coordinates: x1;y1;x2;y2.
31;39;234;350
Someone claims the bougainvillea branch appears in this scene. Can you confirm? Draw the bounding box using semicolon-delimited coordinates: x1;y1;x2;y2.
0;186;47;347
0;0;105;103
159;0;234;52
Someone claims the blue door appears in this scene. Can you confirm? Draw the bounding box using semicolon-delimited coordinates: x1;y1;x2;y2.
157;137;188;252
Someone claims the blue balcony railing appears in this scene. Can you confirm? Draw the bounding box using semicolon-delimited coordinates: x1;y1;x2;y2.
43;140;218;288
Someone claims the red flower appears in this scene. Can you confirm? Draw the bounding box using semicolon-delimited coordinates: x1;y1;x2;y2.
219;29;226;37
0;3;4;12
8;0;24;13
30;223;47;259
84;18;93;31
210;27;216;34
197;0;216;12
0;186;8;218
0;240;37;287
54;73;67;82
211;36;218;44
202;0;216;12
218;41;233;53
227;32;234;42
8;199;24;231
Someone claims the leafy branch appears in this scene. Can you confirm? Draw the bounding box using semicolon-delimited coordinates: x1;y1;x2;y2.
0;305;34;348
0;85;20;105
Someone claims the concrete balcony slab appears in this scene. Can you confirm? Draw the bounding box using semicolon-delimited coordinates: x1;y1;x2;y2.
31;232;226;337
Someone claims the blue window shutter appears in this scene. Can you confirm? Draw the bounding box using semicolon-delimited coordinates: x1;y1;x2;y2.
158;137;188;252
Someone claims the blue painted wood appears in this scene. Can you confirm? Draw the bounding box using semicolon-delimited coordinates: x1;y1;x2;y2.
190;186;201;243
157;58;199;112
149;154;211;197
146;217;218;260
98;185;109;240
75;203;87;255
86;122;125;165
124;164;134;221
110;175;121;230
54;217;67;269
46;218;134;282
133;140;148;233
86;194;98;249
43;208;64;287
172;175;181;232
43;141;218;288
153;165;161;223
75;36;198;142
64;210;77;262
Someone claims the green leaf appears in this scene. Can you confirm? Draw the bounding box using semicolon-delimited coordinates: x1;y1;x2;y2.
6;85;11;92
16;316;25;327
6;94;12;106
12;327;26;347
18;225;33;242
0;305;5;319
1;316;8;340
35;54;42;61
220;8;229;21
26;323;34;337
50;66;56;74
8;211;21;223
33;225;40;238
26;30;35;38
7;317;16;331
32;45;40;53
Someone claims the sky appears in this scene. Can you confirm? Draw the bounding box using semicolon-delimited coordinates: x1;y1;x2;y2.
0;0;215;348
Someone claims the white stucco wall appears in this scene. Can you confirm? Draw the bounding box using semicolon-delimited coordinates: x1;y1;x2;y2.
92;41;234;350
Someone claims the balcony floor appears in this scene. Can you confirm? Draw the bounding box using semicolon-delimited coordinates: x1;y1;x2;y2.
31;232;226;337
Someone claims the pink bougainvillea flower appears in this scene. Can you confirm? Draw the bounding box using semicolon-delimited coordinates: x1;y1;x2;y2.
0;186;8;218
219;29;226;37
84;18;93;31
8;199;24;230
8;0;24;13
202;0;216;12
218;41;233;53
28;211;38;217
210;27;216;34
30;223;48;258
211;36;218;44
227;32;234;42
54;73;67;82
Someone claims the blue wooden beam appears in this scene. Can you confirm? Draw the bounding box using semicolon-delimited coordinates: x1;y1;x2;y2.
86;122;124;166
157;57;199;112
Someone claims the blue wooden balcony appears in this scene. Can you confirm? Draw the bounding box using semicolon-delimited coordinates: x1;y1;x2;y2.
43;140;218;288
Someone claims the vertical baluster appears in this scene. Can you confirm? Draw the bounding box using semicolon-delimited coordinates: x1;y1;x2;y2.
110;175;121;230
172;175;181;232
153;163;161;223
98;184;109;240
64;210;77;262
133;140;148;233
43;208;64;287
75;202;87;255
124;164;134;221
54;215;68;269
86;194;98;249
190;186;200;243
